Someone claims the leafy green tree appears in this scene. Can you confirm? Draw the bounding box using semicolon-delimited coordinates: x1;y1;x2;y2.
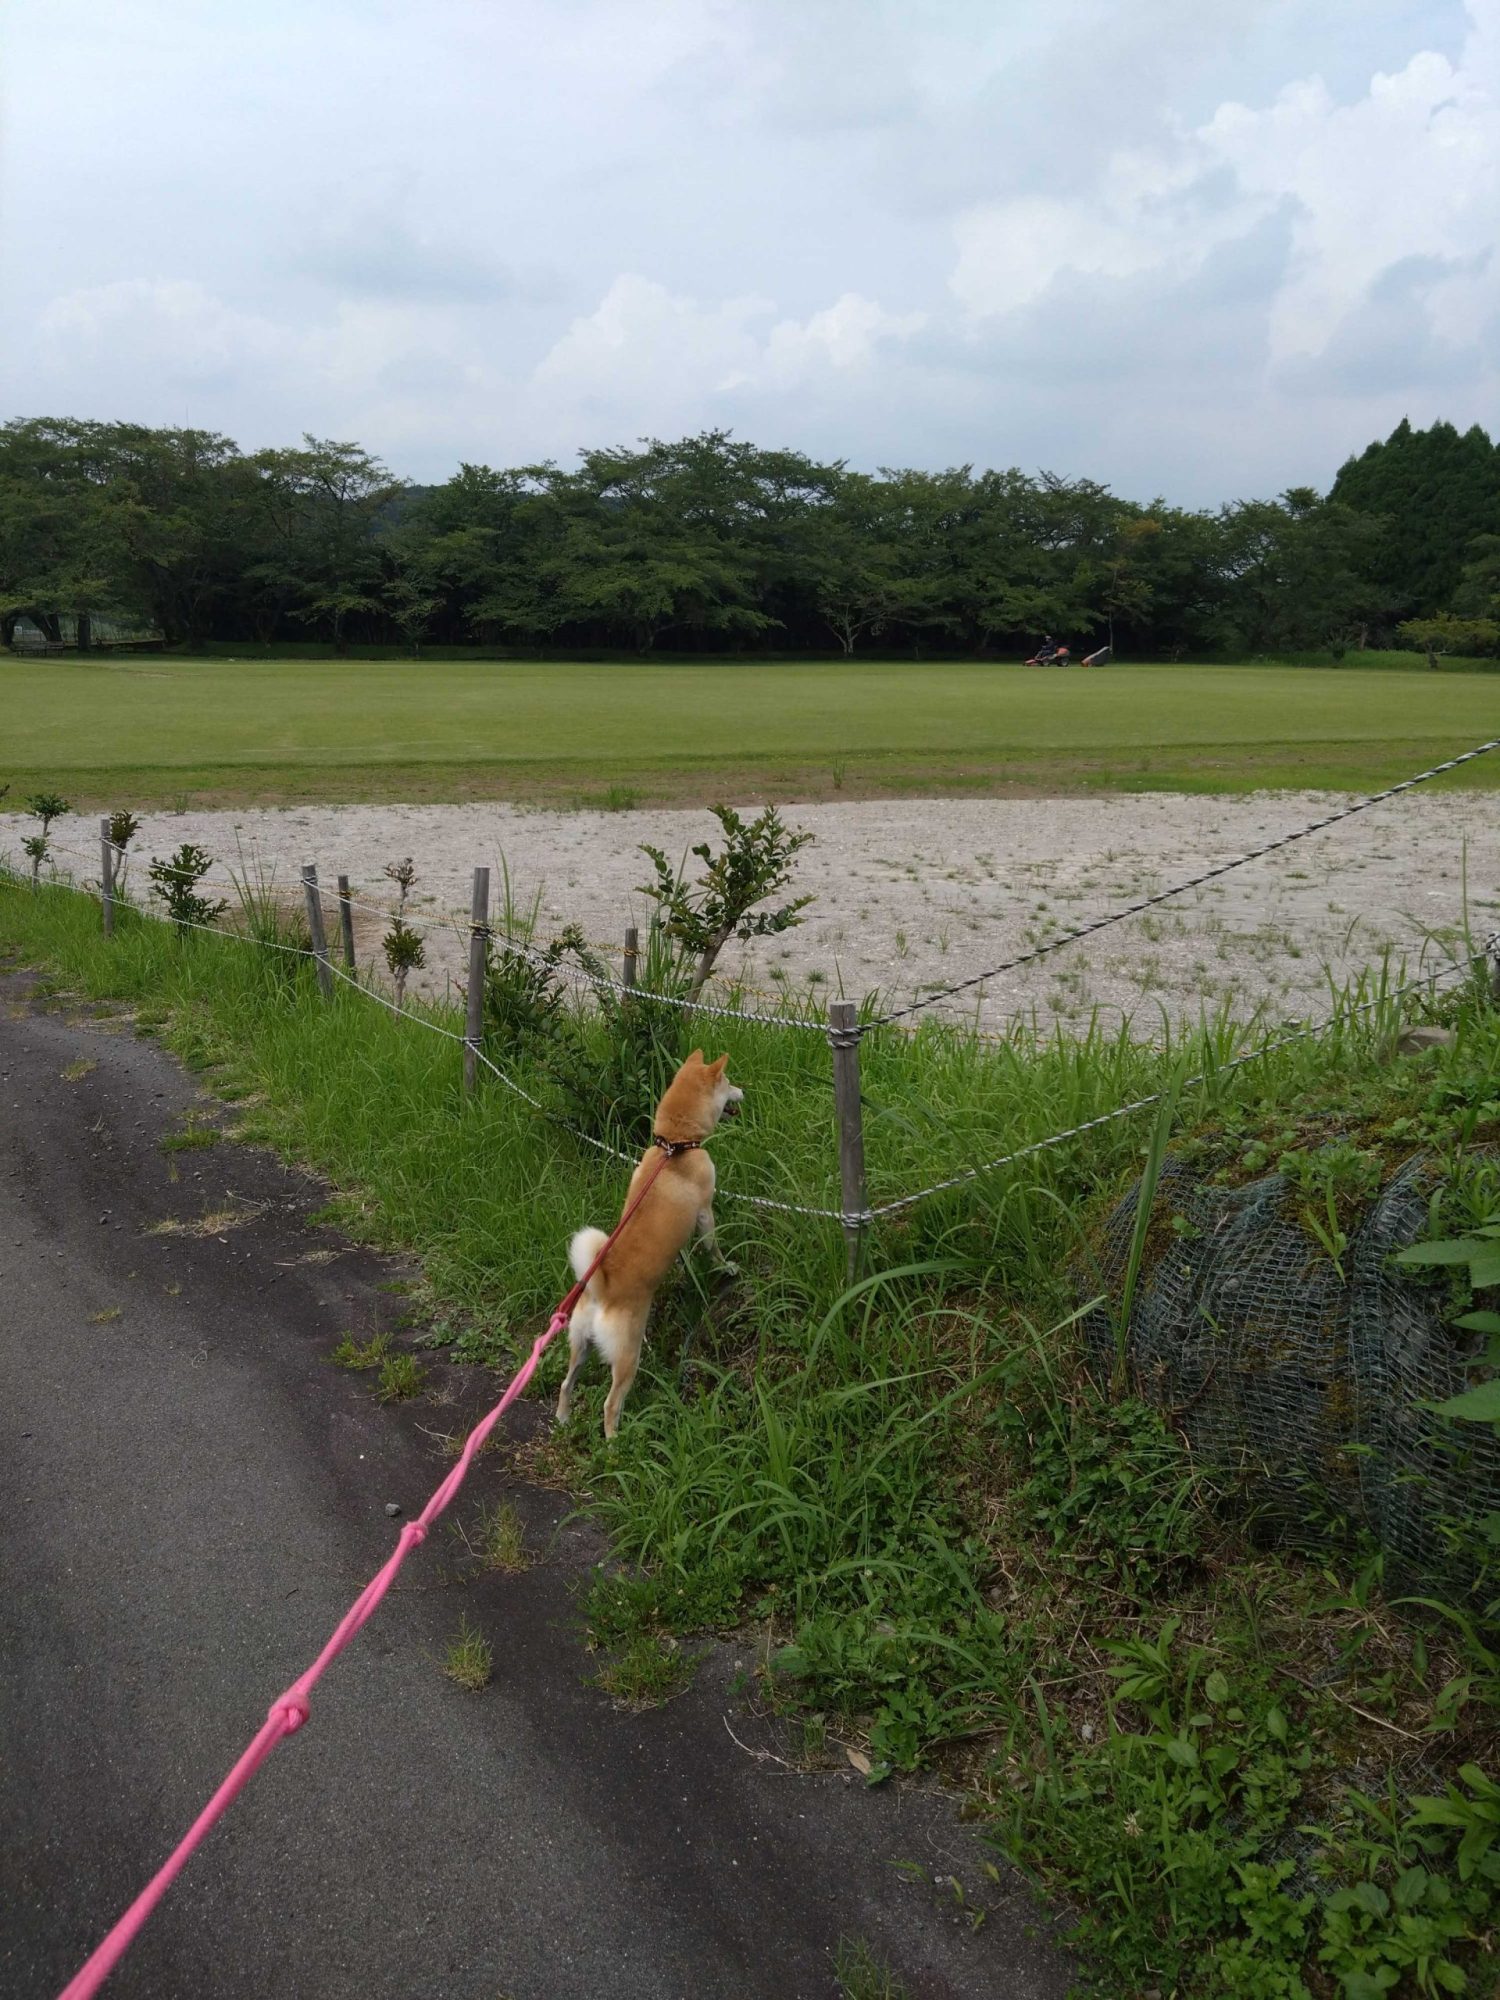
382;555;444;656
1455;533;1500;620
1396;613;1500;669
0;420;140;643
506;436;785;653
803;472;912;653
253;437;400;653
1215;489;1384;652
1331;417;1500;619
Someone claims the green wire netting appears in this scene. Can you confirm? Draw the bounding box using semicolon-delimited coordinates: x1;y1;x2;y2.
1078;1153;1500;1584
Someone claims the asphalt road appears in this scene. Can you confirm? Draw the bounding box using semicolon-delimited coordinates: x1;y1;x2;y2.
0;969;1070;2000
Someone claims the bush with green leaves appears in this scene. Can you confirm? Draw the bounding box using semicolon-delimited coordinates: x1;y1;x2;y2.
639;803;812;998
148;844;228;935
106;809;142;894
22;790;71;887
482;919;685;1146
106;809;141;852
382;918;425;1007
1397;613;1500;669
378;855;426;1005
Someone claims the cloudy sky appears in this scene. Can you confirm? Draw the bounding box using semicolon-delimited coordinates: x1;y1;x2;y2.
3;0;1496;504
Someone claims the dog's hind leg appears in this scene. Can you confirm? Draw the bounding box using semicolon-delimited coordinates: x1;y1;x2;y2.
555;1309;592;1425
601;1318;645;1441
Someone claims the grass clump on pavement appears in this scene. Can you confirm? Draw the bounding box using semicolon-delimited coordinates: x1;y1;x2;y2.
443;1617;493;1693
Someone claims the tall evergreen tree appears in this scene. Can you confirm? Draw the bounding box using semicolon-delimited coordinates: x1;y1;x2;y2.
1330;417;1500;619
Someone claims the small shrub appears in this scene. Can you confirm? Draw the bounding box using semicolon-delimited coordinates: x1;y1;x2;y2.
382;918;425;1007
149;844;228;935
106;808;141;852
383;855;417;911
106;809;142;895
23;791;70;887
481;926;575;1054
639;802;813;997
25;790;70;834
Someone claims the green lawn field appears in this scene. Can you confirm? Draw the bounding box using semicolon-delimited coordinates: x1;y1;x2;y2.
4;655;1498;807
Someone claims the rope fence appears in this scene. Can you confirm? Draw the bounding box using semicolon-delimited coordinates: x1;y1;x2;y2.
14;840;1484;1233
867;734;1500;1027
41;729;1499;1039
4;732;1500;1250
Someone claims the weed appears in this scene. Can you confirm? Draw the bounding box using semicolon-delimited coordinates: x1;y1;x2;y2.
593;1634;695;1707
375;1352;426;1402
159;1126;219;1152
89;1306;122;1325
330;1332;392;1370
60;1057;96;1081
444;1617;493;1692
468;1500;530;1573
833;1937;910;2000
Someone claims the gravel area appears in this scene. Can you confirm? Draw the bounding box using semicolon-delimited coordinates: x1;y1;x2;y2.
11;792;1498;1033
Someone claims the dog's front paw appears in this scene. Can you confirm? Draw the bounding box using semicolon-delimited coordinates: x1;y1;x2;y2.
717;1258;741;1280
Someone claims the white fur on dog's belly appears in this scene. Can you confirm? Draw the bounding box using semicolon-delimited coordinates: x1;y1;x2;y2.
586;1305;632;1362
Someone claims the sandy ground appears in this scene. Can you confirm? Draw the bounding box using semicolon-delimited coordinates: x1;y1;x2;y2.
10;792;1498;1033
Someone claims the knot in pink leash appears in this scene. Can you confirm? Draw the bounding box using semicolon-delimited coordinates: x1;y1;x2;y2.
56;1148;671;2000
268;1690;311;1734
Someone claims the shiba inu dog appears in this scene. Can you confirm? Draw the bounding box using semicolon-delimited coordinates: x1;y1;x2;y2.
555;1050;741;1439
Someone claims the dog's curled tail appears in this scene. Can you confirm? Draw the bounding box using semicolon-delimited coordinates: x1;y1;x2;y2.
569;1226;610;1295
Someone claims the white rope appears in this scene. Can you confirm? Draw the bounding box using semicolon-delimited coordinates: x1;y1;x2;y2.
6;848;1489;1232
862;948;1481;1219
318;953;849;1209
869;734;1500;1029
284;881;827;1032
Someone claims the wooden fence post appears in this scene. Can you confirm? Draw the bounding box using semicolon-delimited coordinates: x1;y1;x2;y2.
463;866;490;1096
622;924;639;994
99;817;115;937
828;999;868;1281
336;874;356;970
302;863;334;1001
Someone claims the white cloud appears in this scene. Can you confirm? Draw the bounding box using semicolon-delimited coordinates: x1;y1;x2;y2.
38;280;298;386
949;3;1500;370
3;0;1495;501
533;274;925;415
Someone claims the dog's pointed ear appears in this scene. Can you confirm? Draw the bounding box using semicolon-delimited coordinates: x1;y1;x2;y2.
685;1048;705;1066
705;1054;728;1079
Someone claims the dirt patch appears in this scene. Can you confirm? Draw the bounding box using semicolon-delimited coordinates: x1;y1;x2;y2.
11;789;1496;1032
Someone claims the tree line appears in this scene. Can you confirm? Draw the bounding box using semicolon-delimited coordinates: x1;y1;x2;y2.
1;414;1496;659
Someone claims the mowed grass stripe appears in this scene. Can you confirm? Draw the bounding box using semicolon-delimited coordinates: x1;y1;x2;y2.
5;657;1498;806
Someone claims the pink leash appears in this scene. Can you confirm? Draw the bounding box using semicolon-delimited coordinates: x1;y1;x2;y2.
57;1148;670;2000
